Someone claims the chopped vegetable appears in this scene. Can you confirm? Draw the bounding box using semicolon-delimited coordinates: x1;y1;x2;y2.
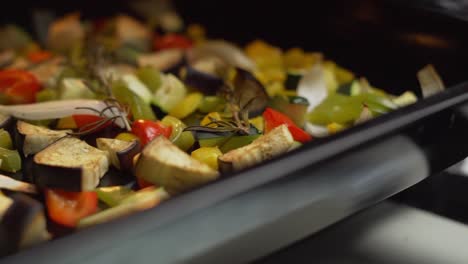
45;189;98;227
191;146;222;170
0;69;41;104
169;92;203;119
131;119;172;146
263;108;311;143
154;34;193;50
0;129;13;149
417;64;445;98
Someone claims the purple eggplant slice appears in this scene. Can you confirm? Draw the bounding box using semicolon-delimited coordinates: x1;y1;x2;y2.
0;193;49;256
183;62;227;95
15;121;70;157
232;68;269;117
33;137;109;191
96;138;142;174
0;113;13;135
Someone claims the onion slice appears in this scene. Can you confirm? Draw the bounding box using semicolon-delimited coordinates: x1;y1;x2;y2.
305;122;329;138
188;40;256;71
297;63;328;112
0;99;128;128
0;174;37;194
417;64;445;98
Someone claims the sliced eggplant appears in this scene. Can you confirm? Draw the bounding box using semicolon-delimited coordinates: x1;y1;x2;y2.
33;137;109;191
15;121;70;157
0;113;14;135
0;193;50;255
137;49;185;74
183;57;228;95
218;124;294;173
232;68;269;117
135;136;219;194
96;138;141;173
79;187;169;228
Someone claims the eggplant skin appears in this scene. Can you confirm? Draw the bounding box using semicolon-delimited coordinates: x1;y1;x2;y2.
33;137;109;191
32;163;83;192
184;65;224;95
0;193;48;256
117;140;142;174
0;115;14;135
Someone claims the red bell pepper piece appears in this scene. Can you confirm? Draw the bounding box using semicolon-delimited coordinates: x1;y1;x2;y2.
0;69;41;104
45;189;98;228
131;119;172;146
27;50;53;63
72;114;114;133
153;34;193;51
263;107;312;143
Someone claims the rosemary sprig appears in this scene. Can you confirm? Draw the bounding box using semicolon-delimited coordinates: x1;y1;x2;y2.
184;116;251;135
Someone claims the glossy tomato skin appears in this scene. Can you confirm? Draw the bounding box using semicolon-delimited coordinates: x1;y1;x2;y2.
153;34;193;50
131;119;172;145
0;69;41;104
263;107;312;143
45;189;98;228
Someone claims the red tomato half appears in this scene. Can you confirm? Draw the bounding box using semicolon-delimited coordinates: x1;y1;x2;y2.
131;119;172;145
45;189;98;228
263;107;312;143
0;69;41;104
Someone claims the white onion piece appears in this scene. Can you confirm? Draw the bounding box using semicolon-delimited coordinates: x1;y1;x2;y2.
188;40;256;71
297;63;328;112
305;122;329;138
0;174;37;194
417;64;445;98
0;99;127;128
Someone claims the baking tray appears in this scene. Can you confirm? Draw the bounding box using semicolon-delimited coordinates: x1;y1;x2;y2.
2;0;468;263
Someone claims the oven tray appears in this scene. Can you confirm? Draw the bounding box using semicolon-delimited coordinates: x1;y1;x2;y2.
2;0;468;262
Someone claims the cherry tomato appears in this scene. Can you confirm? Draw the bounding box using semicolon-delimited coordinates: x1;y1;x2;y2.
27;50;53;63
0;69;41;104
263;107;312;143
45;189;98;228
131;119;172;145
153;34;193;51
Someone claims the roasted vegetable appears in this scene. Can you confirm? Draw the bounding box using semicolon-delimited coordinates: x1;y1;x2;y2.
33;137;109;191
96;137;141;173
0;193;50;255
15;121;70;157
218;124;294;173
135;136;219;194
79;186;169;228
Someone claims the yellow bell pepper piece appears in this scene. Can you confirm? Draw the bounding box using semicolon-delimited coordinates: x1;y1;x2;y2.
201;112;222;127
191;147;222;170
169;92;203;119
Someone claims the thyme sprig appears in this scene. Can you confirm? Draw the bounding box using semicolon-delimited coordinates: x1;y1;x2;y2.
184;116;251;134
